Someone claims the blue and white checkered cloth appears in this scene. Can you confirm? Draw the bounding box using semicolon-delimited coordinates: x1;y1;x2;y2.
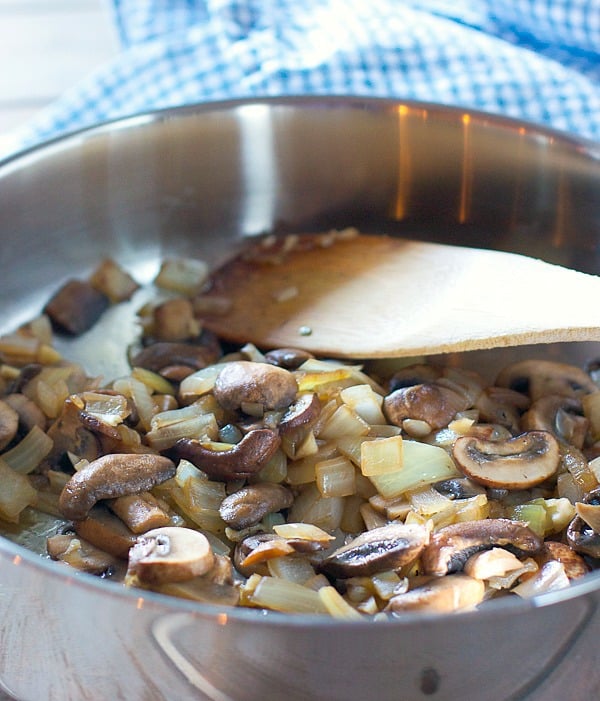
7;0;600;154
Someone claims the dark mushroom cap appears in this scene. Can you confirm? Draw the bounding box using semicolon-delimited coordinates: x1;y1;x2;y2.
169;428;281;481
319;523;429;578
421;518;543;576
495;360;597;401
383;383;469;430
521;395;589;449
219;482;294;530
213;361;298;413
452;430;560;489
59;453;176;521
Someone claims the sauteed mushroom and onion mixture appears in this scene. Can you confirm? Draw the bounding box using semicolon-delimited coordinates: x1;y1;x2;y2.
2;231;600;619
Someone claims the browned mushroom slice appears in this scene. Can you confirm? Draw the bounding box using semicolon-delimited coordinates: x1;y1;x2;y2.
421;519;543;576
213;361;298;413
44;279;110;336
452;431;560;489
3;393;46;433
386;574;485;614
383;383;469;431
108;492;171;534
278;392;321;436
219;482;294;530
319;523;430;579
264;347;315;370
168;428;281;481
387;364;442;392
73;505;138;559
233;533;297;576
127;526;215;585
0;399;19;450
567;486;600;558
47;533;122;575
495;360;598;401
521;395;589;449
130;339;220;375
59;453;177;521
474;386;530;432
536;541;589;580
46;397;100;467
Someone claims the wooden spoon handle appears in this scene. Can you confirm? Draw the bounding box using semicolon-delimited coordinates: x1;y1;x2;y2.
200;234;600;358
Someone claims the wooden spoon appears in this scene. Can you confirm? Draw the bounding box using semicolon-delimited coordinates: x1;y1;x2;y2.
199;233;600;359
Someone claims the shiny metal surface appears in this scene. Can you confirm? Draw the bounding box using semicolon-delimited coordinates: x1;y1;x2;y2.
2;97;600;701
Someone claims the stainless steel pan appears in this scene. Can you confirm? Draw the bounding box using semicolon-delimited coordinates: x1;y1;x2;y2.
2;97;600;701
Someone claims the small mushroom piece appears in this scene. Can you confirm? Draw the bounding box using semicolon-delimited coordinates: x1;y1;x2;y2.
567;486;600;558
521;395;589;449
536;541;590;580
130;339;220;375
421;518;543;576
495;360;597;401
127;526;215;585
213;361;298;413
264;347;315;370
383;383;470;431
278;392;321;436
474;386;530;432
169;428;281;481
44;279;110;335
219;482;294;530
386;574;485;614
47;533;121;576
432;477;486;500
108;492;172;534
319;523;430;579
566;515;600;558
3;393;47;433
233;533;296;576
452;431;560;489
0;399;19;450
59;453;177;521
73;505;138;559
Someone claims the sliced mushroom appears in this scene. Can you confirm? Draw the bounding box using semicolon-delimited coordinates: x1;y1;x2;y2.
59;453;176;521
521;395;589;449
432;477;486;500
127;526;215;584
3;393;46;433
567;486;600;558
46;397;99;467
264;347;315;369
73;505;138;559
130;339;220;375
474;386;530;432
495;360;597;401
387;364;442;392
213;361;298;413
108;492;171;534
386;574;485;614
319;523;430;579
44;279;110;336
219;482;294;530
233;533;296;576
383;383;469;431
421;518;543;576
169;428;281;481
278;392;321;436
47;533;121;575
452;431;560;489
536;541;589;580
0;399;19;450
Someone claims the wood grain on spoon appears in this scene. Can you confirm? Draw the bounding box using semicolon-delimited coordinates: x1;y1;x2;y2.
199;233;600;358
